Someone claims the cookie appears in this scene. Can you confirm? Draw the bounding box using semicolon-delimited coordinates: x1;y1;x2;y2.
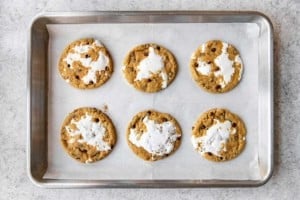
122;43;178;93
126;110;182;161
60;107;116;163
191;108;246;162
190;40;243;93
58;38;113;89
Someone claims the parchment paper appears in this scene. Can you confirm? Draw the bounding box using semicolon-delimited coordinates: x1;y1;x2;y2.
45;22;261;180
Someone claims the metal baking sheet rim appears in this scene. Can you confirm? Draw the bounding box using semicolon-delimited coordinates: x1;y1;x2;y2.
27;11;274;188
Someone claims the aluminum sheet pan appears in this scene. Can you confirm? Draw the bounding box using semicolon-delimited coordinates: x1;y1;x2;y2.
27;11;273;188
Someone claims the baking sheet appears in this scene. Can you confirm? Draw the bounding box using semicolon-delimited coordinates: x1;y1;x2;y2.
45;22;261;180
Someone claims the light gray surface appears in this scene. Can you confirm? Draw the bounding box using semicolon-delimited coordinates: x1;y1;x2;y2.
0;0;299;199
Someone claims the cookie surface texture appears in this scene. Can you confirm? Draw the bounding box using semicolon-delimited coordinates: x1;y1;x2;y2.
127;110;182;161
61;107;116;163
122;43;178;93
191;108;246;162
58;38;113;89
190;40;243;93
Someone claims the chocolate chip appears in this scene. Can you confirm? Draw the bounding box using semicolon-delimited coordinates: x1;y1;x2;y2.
232;122;237;127
94;118;99;122
220;157;223;160
216;85;221;90
147;79;152;82
85;54;89;58
144;52;148;56
67;64;70;68
156;46;161;50
132;124;136;128
80;149;87;153
211;48;216;52
194;63;198;67
161;117;168;122
215;66;220;71
75;75;80;79
207;61;212;64
147;111;151;115
207;152;212;156
89;81;94;84
105;66;109;71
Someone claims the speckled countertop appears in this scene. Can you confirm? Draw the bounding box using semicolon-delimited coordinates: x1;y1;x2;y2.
0;0;299;199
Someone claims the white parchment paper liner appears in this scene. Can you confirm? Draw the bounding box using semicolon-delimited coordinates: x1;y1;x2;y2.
45;23;261;180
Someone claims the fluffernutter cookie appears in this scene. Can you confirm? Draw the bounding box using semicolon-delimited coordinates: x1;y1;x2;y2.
58;38;113;89
60;107;116;163
126;110;182;161
122;43;178;93
190;40;243;93
191;108;246;162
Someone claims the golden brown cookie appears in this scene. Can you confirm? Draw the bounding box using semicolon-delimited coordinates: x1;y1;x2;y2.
122;43;178;93
58;38;113;89
191;108;246;162
190;40;243;93
60;107;116;163
126;110;182;161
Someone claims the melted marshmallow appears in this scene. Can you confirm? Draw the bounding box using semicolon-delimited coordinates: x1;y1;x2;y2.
195;44;211;75
214;42;243;88
129;116;180;156
64;40;109;84
66;114;111;151
191;119;236;156
214;43;235;88
135;47;167;88
196;61;211;75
